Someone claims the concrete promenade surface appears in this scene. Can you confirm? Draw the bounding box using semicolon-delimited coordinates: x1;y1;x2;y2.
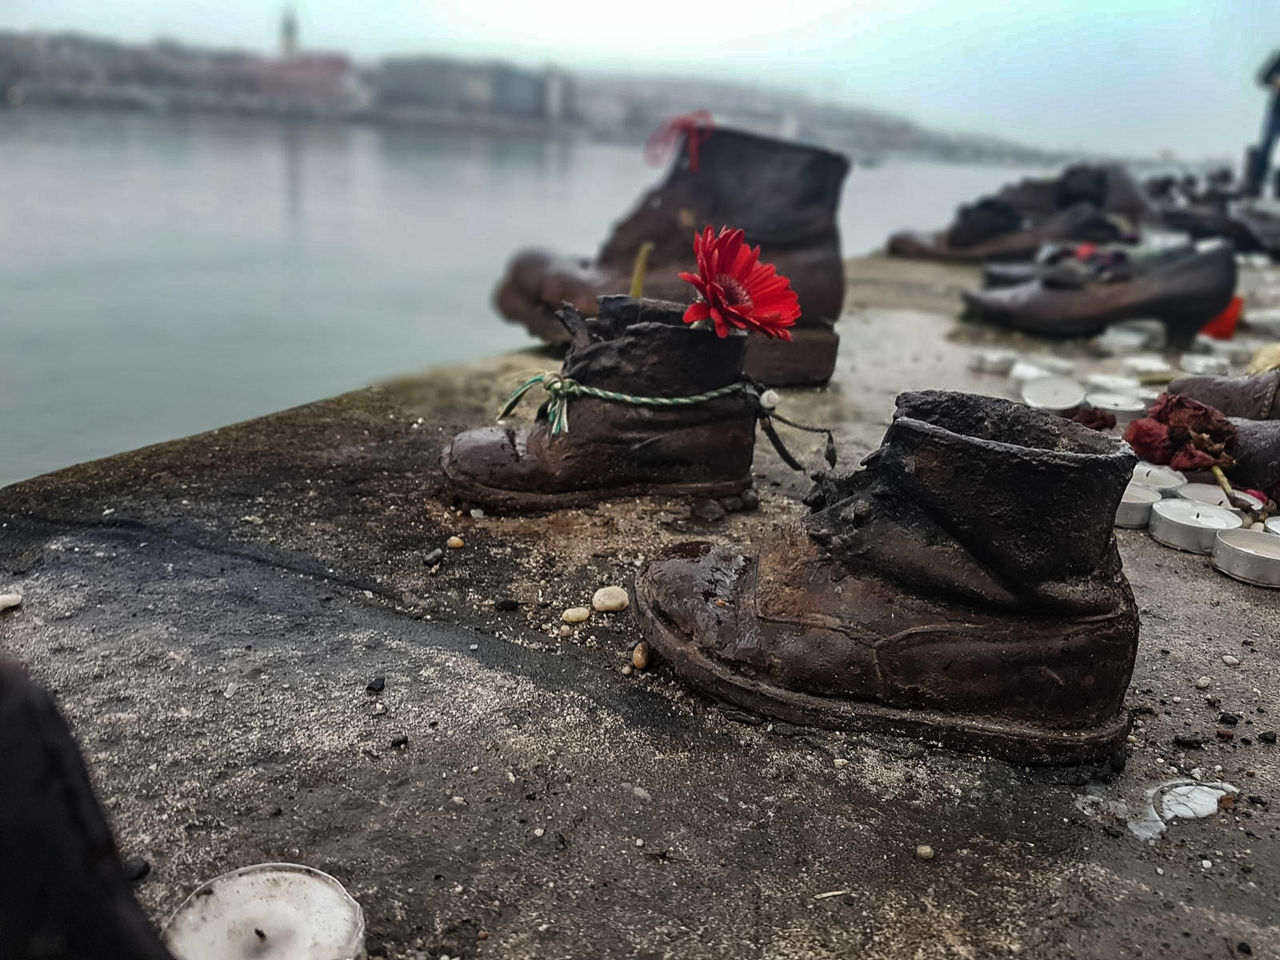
1;256;1276;959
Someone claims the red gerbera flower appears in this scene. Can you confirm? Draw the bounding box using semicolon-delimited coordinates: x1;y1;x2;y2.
678;226;801;340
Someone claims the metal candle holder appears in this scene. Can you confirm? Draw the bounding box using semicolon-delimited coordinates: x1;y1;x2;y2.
1213;528;1280;588
1116;482;1161;529
1148;500;1242;554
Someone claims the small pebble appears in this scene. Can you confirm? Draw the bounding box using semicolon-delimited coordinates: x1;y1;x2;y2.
632;786;652;802
1195;676;1212;690
592;586;629;612
423;548;444;566
390;734;409;748
1259;730;1277;744
470;508;485;519
915;844;935;861
451;795;467;806
620;664;633;676
447;536;464;549
122;856;151;883
833;758;849;769
534;827;545;838
740;488;760;511
495;598;519;612
632;641;650;670
558;624;572;638
366;676;386;694
691;498;727;523
0;592;21;612
1222;655;1240;667
634;838;645;848
561;606;590;623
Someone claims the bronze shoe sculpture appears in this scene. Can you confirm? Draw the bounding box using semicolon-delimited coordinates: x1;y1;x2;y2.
961;242;1237;343
980;241;1197;290
443;296;759;512
887;201;1129;264
1168;369;1280;420
634;391;1139;765
996;162;1156;225
493;123;850;387
0;659;175;960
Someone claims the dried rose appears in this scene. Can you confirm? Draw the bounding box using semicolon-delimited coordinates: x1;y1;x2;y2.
1123;394;1236;471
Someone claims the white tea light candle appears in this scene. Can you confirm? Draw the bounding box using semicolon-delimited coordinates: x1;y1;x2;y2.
1009;361;1053;386
1177;483;1265;514
1131;462;1187;497
1085;392;1147;425
1022;376;1086;413
1179;354;1230;376
968;349;1018;374
1023;353;1075;376
1149;500;1243;554
162;863;365;960
1084;373;1143;394
1116;483;1161;529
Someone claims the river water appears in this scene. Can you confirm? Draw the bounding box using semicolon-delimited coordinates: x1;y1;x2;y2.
0;108;1045;486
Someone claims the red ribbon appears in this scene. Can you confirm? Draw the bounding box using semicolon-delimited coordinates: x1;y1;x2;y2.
644;110;714;172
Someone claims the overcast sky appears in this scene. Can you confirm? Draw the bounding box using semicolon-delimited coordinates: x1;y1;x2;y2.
5;0;1278;159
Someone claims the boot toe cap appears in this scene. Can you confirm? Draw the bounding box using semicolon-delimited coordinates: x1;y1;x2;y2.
442;425;543;494
637;543;751;662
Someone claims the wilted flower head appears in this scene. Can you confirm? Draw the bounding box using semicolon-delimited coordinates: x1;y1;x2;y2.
1123;393;1237;471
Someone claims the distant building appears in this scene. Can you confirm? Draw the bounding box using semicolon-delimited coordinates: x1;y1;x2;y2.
374;55;572;124
280;7;298;58
258;54;359;109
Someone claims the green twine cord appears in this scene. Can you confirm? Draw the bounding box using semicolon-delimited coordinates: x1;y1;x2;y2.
498;372;749;436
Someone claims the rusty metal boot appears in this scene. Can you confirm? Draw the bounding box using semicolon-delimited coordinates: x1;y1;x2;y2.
0;660;175;960
443;296;758;512
634;391;1140;765
493;125;850;387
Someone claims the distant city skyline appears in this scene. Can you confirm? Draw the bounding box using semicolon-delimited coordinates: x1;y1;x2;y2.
2;0;1276;161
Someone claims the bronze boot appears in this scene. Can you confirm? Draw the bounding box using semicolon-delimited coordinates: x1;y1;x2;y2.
492;126;850;387
961;242;1237;343
443;296;758;512
887;201;1129;264
1167;369;1280;419
0;660;174;960
634;391;1139;765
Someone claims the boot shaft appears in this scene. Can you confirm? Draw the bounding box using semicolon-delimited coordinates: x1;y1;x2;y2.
562;296;749;396
535;296;756;485
811;391;1135;612
599;126;850;267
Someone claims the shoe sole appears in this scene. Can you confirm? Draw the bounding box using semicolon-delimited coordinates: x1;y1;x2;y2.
441;459;752;514
633;573;1131;768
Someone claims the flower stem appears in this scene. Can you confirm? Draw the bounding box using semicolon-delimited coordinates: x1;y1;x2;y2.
1211;465;1254;514
630;241;655;298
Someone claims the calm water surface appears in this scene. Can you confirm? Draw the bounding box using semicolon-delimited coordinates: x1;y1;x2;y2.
0;109;1045;486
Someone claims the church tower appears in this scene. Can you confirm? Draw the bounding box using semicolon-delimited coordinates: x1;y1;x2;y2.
280;6;298;57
